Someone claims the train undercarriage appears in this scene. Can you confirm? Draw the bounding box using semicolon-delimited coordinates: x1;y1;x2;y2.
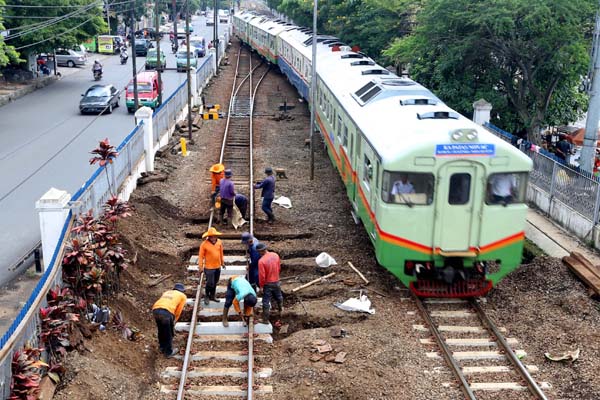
406;258;493;298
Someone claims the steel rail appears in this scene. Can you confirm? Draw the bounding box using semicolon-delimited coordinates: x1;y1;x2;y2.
471;300;548;400
247;49;255;400
412;294;477;400
245;51;269;400
178;46;247;400
175;271;204;400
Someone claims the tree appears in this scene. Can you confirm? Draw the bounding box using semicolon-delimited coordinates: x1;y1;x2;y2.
275;0;419;61
384;0;595;141
2;0;106;58
0;0;20;67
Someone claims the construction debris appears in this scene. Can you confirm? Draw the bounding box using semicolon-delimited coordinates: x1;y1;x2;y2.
334;352;347;364
334;294;375;314
545;349;580;363
148;274;172;288
137;172;168;185
562;252;600;296
291;272;336;293
347;261;369;285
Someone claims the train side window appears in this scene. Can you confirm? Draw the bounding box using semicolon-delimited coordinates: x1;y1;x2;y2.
486;172;527;205
448;173;471;205
363;156;373;186
337;115;342;141
382;171;434;205
342;125;349;149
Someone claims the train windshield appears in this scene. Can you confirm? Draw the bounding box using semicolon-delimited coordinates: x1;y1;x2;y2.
382;171;434;205
486;172;528;205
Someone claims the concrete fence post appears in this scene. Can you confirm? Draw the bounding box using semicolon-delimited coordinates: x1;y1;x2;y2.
190;66;198;106
472;99;493;126
135;106;155;172
36;188;71;271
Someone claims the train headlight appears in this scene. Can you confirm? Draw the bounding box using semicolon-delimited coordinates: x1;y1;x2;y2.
451;130;463;141
466;130;478;141
450;128;478;142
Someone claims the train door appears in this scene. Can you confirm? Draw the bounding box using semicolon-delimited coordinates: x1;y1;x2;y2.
360;142;379;241
434;162;483;252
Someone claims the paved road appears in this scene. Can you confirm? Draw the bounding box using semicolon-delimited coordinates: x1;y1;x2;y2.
0;15;228;285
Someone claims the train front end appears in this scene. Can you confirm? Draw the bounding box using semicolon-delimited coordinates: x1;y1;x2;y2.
375;129;533;298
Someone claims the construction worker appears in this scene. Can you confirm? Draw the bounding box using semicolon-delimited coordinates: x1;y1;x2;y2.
152;283;187;357
198;227;224;305
209;163;225;194
257;243;283;323
241;232;260;290
235;193;248;220
219;169;236;225
209;163;225;212
222;275;257;327
254;167;276;223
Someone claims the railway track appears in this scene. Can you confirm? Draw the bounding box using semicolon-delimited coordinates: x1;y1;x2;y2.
413;296;550;399
160;45;273;399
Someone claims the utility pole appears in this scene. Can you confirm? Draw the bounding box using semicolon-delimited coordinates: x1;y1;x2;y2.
214;0;218;74
105;0;111;35
581;9;600;173
186;0;193;140
155;0;163;106
131;9;139;114
309;0;318;180
172;0;178;53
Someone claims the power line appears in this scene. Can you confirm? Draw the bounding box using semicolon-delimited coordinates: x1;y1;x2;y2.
6;2;102;40
14;16;96;50
5;0;135;40
0;3;98;8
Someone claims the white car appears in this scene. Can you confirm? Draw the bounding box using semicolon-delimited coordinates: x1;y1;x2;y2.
206;13;214;26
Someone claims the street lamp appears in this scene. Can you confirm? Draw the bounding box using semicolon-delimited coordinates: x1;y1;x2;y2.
309;0;317;180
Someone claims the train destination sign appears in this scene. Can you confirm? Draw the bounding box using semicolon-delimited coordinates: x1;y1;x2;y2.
435;143;495;157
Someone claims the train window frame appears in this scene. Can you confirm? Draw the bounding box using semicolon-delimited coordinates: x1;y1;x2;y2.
381;171;434;205
448;173;471;205
485;172;528;205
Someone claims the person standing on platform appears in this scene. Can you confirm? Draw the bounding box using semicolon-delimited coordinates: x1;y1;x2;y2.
254;167;276;224
198;227;224;305
152;283;187;357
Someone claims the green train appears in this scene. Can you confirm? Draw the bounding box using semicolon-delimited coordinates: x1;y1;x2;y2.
234;11;533;297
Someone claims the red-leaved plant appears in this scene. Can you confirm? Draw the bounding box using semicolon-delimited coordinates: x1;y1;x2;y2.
9;347;46;400
39;287;85;384
89;138;119;196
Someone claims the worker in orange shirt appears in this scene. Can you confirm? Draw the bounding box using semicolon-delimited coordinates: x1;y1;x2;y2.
257;243;283;323
198;227;224;305
210;163;225;192
210;163;226;222
152;283;187;357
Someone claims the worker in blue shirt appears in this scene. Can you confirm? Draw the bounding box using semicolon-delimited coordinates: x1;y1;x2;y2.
222;275;257;327
254;167;276;224
241;232;260;290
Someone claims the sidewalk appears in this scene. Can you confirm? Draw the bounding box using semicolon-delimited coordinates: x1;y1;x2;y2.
525;208;600;264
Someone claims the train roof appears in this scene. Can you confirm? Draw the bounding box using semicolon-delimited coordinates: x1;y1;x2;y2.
235;12;531;169
314;47;530;167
